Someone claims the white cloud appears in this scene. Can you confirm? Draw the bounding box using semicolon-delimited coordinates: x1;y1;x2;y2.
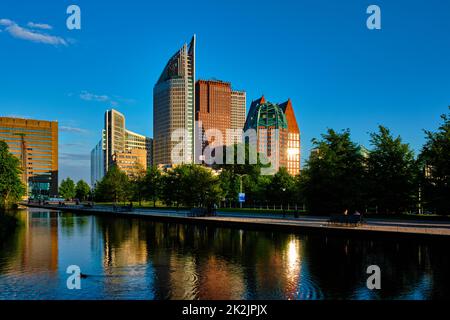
80;91;111;103
60;126;88;134
0;18;67;46
78;91;135;107
27;22;53;30
0;19;13;26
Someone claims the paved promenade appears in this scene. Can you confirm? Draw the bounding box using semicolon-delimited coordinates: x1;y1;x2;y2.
23;204;450;238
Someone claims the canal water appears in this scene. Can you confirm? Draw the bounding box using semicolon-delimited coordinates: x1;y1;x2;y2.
0;208;449;300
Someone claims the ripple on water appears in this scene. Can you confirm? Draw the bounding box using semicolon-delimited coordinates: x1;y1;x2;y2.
292;275;324;300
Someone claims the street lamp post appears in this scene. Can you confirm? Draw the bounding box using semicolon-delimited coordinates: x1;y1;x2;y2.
237;174;247;209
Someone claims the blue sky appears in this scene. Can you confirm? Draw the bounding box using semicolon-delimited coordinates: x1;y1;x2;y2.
1;0;449;183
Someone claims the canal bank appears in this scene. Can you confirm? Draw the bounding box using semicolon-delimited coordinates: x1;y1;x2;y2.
22;203;450;240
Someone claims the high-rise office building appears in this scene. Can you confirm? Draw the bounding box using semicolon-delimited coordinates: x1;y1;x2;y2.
153;35;196;166
231;90;246;131
244;96;301;175
195;79;246;162
90;109;152;185
279;99;301;176
244;96;288;174
0;117;58;197
90;136;105;187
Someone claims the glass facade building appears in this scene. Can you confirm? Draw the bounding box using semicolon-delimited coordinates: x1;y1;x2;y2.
90;109;152;186
279;99;301;176
0;117;58;198
244;96;301;175
153;35;196;165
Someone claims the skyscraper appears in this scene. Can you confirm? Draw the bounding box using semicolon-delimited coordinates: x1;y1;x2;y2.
153;35;196;166
244;96;288;174
195;79;246;163
244;96;301;175
230;90;246;132
90;109;152;185
279;99;301;176
0;117;58;198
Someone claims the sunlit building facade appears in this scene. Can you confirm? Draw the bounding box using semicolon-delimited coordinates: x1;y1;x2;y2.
153;36;196;166
0;117;58;198
279;99;301;175
90;109;152;186
244;96;301;175
231;90;246;131
112;148;147;179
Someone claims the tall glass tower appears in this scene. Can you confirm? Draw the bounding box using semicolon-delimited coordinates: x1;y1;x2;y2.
153;35;196;166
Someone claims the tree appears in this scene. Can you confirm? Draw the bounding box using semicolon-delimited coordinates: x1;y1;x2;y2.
0;141;25;209
160;164;223;208
366;126;419;214
142;166;162;207
419;108;450;215
75;180;91;201
160;167;184;207
94;165;130;203
216;143;269;205
128;163;147;206
299;129;365;215
59;178;76;200
265;167;296;205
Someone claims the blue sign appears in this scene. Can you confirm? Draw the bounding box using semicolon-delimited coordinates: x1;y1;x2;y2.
238;193;246;203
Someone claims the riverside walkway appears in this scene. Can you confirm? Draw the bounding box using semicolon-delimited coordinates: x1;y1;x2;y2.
23;203;450;238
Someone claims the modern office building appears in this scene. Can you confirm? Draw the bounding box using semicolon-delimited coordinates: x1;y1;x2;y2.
244;96;301;175
90;109;152;186
195;79;246;162
230;90;246;131
244;96;288;174
153;35;196;166
112;148;147;178
90;136;105;187
279;99;301;176
125;129;153;168
0;117;58;198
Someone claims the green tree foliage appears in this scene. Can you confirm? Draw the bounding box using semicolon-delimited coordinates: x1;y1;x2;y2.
129;170;146;206
142;166;162;207
75;180;91;201
94;165;130;203
216;143;269;204
160;164;223;208
299;129;365;214
265;167;296;204
366;126;419;214
0;141;25;209
419;108;450;215
59;178;76;200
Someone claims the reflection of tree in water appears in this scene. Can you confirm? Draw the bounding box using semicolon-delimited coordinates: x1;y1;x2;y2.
96;217;300;299
0;212;27;275
303;235;439;299
428;241;450;300
58;212;90;237
95;216;449;300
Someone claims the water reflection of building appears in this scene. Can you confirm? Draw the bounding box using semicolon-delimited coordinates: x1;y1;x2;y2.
7;210;58;273
253;236;302;299
103;223;148;268
197;256;245;300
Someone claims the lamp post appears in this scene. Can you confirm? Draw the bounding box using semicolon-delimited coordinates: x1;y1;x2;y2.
237;174;247;209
